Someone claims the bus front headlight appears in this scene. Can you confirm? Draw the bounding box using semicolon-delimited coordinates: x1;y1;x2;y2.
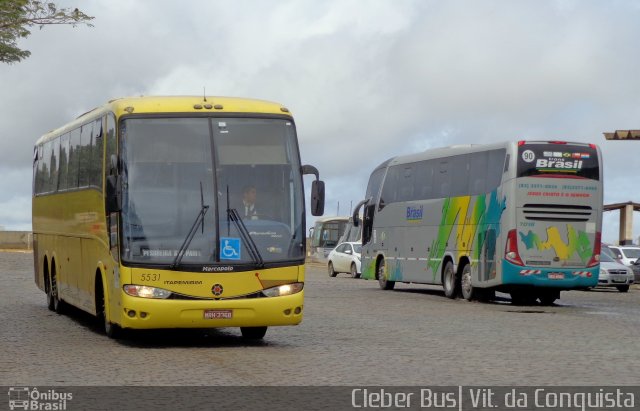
124;285;172;299
262;282;304;297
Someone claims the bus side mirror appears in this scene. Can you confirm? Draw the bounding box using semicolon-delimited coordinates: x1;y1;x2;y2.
351;199;369;227
106;175;121;213
311;180;325;216
302;164;324;216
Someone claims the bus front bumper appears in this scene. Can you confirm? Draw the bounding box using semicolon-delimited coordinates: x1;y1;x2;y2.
502;261;598;289
115;291;304;330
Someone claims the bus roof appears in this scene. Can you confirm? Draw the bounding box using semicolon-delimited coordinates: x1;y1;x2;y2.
313;216;350;224
388;141;510;167
384;140;599;168
36;96;292;145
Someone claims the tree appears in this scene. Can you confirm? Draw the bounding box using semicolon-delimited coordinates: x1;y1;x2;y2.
0;0;93;64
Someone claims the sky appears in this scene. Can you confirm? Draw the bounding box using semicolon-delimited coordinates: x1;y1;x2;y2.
1;0;639;244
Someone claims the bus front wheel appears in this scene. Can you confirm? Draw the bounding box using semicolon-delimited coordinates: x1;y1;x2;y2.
241;326;267;340
442;261;459;299
97;282;121;339
377;258;395;290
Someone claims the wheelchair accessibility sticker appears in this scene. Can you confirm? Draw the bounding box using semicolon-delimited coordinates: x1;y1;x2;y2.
220;237;241;260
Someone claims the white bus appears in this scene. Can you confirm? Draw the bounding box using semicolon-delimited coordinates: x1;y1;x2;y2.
353;141;602;305
308;216;349;263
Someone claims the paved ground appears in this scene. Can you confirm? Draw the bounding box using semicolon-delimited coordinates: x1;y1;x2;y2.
1;252;639;387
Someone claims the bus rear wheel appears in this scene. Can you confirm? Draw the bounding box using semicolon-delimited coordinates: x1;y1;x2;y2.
49;266;65;314
460;263;474;301
241;326;267;340
617;285;630;293
442;261;459;299
45;268;55;311
377;258;395;290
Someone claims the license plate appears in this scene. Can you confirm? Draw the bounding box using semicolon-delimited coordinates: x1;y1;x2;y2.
204;309;232;319
548;272;565;280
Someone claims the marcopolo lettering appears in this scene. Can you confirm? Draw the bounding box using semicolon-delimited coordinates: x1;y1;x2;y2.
536;159;583;169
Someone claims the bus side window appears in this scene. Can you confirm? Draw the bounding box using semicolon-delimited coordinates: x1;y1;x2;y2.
450;154;470;197
398;166;414;201
379;167;398;210
58;133;70;191
469;152;488;196
415;160;434;200
436;160;451;198
488;149;507;190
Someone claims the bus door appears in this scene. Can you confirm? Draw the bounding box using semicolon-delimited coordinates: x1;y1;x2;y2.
515;143;601;270
479;228;497;281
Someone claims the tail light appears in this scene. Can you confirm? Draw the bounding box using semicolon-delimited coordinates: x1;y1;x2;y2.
586;232;601;267
505;229;524;266
549;141;567;144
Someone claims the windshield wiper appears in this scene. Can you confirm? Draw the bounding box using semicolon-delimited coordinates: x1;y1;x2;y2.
225;186;264;267
171;182;209;269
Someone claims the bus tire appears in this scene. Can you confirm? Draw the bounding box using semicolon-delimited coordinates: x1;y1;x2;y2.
442;261;459;299
328;262;337;277
377;258;395;290
538;289;560;305
44;260;55;311
241;326;267;340
350;263;359;278
97;279;121;339
50;263;65;314
460;263;474;301
617;285;630;293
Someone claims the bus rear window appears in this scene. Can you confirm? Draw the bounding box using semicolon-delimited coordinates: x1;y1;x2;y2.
517;143;599;180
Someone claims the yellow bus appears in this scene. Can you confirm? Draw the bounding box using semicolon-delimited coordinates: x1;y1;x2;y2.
32;96;325;339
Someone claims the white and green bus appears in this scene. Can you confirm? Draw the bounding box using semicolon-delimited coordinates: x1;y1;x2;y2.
353;141;602;305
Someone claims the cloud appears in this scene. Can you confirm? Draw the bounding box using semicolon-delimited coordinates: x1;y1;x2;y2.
1;0;640;243
0;167;32;230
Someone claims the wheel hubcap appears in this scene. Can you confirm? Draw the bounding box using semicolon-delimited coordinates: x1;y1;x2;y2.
462;272;471;295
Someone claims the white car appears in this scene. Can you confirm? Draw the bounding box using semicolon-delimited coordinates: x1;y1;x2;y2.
598;251;634;292
607;245;640;267
327;242;362;278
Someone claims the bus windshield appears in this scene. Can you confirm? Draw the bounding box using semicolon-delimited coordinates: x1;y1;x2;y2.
120;117;304;266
